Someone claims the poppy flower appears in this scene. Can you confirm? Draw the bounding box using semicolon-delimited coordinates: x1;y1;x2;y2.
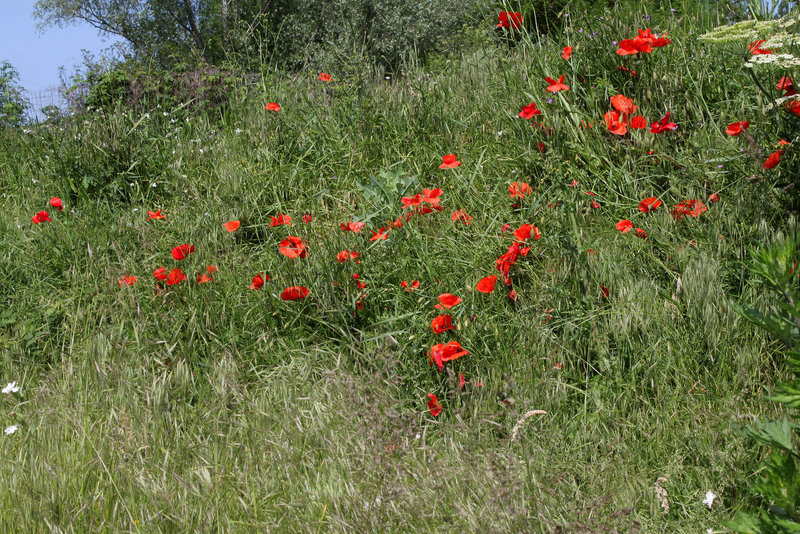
631;116;647;129
281;286;309;300
264;102;281;111
50;197;63;211
591;201;601;209
207;265;218;273
427;394;442;417
604;94;646;135
337;250;360;263
747;40;773;55
508;290;518;301
725;121;750;136
250;273;267;290
196;274;213;284
672;200;707;219
509;181;532;199
303;213;313;224
518;103;541;119
501;223;511;233
708;193;720;203
635;228;648;239
600;285;609;298
401;280;420;292
118;275;137;287
431;315;454;334
422;188;443;204
147;209;165;220
428;341;469;372
616;28;670;55
649;112;677;134
439;154;462;169
638;197;662;213
279;236;308;258
270;213;292;227
513;223;540;242
497;11;522;29
538;142;546;153
31;211;50;224
370;227;389;241
615;220;634;233
763;149;784;169
476;275;498;293
435;293;462;309
171;244;195;260
223;220;241;232
340;221;365;233
545;75;569;92
451;209;473;224
319;73;332;82
562;46;573;60
459;373;466;389
165;268;186;286
154;267;168;281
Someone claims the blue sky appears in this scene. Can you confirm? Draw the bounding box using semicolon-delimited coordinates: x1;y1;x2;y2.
0;1;119;111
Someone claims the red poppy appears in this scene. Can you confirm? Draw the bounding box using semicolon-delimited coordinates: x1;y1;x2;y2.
427;394;442;417
207;265;218;273
428;341;469;372
370;227;390;241
118;275;137;287
501;223;511;233
264;102;281;111
154;267;168;281
431;315;454;334
638;197;662;213
250;273;267;290
538;142;546;153
649;112;677;134
166;268;186;286
518;103;541;119
496;11;522;29
340;221;365;233
672;200;707;219
439;154;462;168
616;220;634;233
763;149;784;169
508;290;518;301
600;285;609;298
591;200;601;209
747;40;774;55
270;213;292;227
31;211;50;224
401;280;420;292
319;73;332;82
545;75;569;92
303;213;313;224
281;286;309;300
616;28;670;55
562;46;573;60
50;197;63;211
196;274;213;284
725;121;750;136
708;193;720;203
476;275;497;293
513;223;540;242
459;373;466;389
451;209;473;225
147;209;165;220
631;116;647;129
635;228;648;239
337;250;360;263
435;293;462;309
279;236;308;258
223;220;241;232
604;94;645;135
171;244;195;260
509;181;532;199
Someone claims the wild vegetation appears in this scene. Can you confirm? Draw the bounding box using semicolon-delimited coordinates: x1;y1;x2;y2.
1;0;800;531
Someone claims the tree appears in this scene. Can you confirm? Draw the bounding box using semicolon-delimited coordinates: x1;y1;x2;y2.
0;61;28;129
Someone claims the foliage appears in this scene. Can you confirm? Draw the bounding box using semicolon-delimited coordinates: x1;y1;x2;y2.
0;61;28;129
728;233;800;532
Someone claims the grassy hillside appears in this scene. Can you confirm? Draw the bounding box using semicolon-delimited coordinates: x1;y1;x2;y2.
1;2;799;531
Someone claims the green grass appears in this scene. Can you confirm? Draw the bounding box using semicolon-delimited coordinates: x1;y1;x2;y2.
1;2;798;531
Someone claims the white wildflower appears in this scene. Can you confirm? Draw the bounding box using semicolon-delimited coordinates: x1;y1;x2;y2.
2;381;19;394
4;425;18;435
703;491;716;509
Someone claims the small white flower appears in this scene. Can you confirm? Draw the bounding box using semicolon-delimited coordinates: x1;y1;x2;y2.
2;381;19;394
4;425;18;435
703;491;716;509
151;183;157;188
414;433;420;440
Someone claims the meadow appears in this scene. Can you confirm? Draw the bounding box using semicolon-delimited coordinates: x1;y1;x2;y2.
1;1;799;531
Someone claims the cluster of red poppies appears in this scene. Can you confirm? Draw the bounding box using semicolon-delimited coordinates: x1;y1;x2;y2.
616;28;671;55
